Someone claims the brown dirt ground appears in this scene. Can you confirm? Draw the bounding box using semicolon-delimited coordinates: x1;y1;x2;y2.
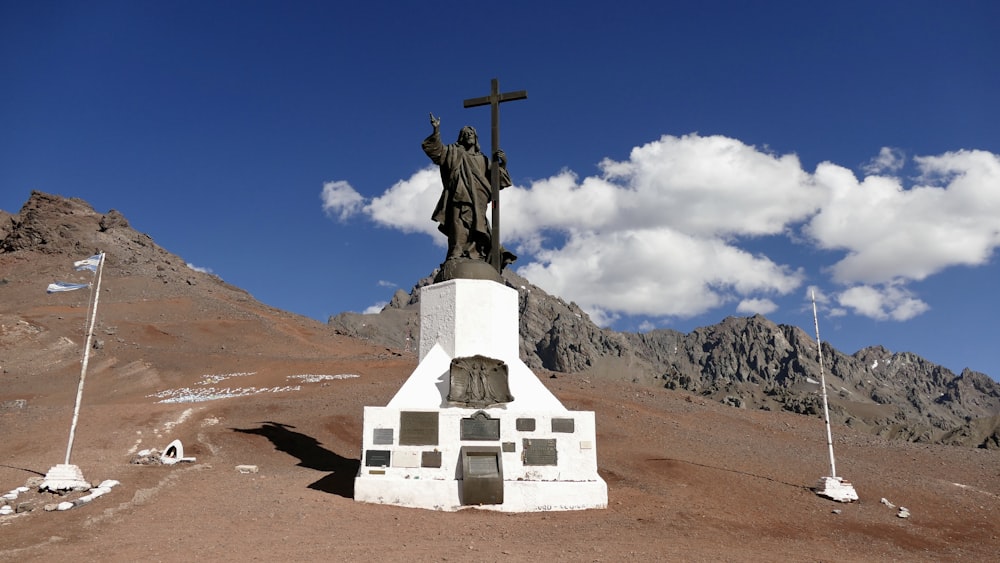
2;264;999;561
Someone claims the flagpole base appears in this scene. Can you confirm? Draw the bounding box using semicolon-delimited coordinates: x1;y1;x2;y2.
814;476;858;503
40;464;91;492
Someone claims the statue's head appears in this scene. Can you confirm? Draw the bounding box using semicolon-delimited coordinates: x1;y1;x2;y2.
457;126;480;153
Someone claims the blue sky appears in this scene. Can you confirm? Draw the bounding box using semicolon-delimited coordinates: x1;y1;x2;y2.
2;1;998;380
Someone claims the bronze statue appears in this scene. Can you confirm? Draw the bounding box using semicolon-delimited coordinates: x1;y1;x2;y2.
423;113;514;280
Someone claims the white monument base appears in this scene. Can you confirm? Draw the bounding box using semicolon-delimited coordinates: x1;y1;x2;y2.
40;463;90;492
815;476;859;503
354;278;607;512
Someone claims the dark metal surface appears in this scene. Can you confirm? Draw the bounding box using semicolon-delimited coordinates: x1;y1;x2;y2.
460;446;504;505
522;438;558;466
399;411;439;446
551;418;576;433
365;449;391;467
462;78;527;273
447;355;513;408
372;428;394;445
515;417;536;432
421;450;443;468
460;411;501;441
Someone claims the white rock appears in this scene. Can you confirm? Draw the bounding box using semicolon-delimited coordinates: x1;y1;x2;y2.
15;486;29;493
97;479;120;489
2;492;17;500
56;501;74;511
898;507;910;518
0;506;13;515
880;497;896;509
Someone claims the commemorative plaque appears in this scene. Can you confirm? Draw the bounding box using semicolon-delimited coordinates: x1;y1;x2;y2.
447;355;514;408
422;450;442;468
461;410;500;441
365;449;391;467
551;418;576;433
515;417;536;432
372;428;394;445
522;438;558;466
399;411;439;446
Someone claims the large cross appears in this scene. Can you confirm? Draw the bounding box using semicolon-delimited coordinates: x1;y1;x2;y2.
463;78;527;273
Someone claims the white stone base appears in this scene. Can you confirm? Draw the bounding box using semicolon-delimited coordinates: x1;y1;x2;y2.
356;475;608;512
354;279;607;512
40;464;90;492
815;476;859;503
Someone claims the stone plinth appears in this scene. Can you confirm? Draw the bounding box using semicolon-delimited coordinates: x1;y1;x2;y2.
354;278;607;512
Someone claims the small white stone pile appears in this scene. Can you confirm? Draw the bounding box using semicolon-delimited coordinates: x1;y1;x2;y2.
49;479;120;511
0;486;31;515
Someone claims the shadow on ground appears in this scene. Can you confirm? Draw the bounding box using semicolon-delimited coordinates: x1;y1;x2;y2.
233;421;360;498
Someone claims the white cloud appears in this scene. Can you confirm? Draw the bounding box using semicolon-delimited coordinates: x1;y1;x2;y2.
377;280;396;288
862;146;905;175
805;285;847;318
836;284;929;321
517;228;802;322
363;301;388;314
321;180;365;221
330;138;1000;326
737;298;778;315
364;168;443;238
186;263;213;274
806;149;1000;284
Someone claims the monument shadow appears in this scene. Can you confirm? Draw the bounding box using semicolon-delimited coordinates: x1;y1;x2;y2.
233;421;360;498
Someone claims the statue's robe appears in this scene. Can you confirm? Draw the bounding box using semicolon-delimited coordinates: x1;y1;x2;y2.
423;130;511;258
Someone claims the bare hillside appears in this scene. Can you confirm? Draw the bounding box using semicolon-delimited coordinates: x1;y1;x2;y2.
1;192;998;561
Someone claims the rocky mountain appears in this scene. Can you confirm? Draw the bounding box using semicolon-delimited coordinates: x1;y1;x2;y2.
3;191;997;449
331;268;1000;449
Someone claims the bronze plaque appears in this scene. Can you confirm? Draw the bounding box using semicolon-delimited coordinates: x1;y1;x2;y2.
372;428;394;445
365;449;391;467
502;441;516;452
551;418;575;433
515;418;536;432
460;411;500;441
522;438;557;466
422;451;442;468
399;411;439;445
460;446;504;505
448;355;514;408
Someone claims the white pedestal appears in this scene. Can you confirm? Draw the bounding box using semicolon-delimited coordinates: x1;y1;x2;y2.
41;464;90;492
354;279;607;512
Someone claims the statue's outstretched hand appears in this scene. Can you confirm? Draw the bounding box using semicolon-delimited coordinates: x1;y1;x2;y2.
429;113;441;130
494;149;507;167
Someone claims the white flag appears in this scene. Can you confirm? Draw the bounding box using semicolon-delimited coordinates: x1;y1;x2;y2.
74;254;102;272
47;282;91;293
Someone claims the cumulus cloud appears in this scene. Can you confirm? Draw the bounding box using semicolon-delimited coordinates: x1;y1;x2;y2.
805;149;1000;284
186;263;213;274
323;136;1000;326
321;180;365;221
862;146;906;175
363;301;388;314
365;168;442;237
737;298;778;315
836;284;929;321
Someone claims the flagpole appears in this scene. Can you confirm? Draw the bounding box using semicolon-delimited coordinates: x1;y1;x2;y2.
64;252;105;465
811;290;837;478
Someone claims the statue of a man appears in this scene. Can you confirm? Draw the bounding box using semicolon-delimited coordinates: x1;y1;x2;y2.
422;113;511;265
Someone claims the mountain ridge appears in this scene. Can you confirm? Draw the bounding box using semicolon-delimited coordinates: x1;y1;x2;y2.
3;191;998;448
331;263;1000;449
